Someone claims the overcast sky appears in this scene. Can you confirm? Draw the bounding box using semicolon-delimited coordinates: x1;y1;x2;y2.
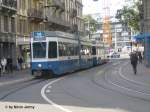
83;0;125;17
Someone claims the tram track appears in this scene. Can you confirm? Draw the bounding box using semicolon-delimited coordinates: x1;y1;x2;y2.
91;60;150;102
104;64;150;101
0;78;47;100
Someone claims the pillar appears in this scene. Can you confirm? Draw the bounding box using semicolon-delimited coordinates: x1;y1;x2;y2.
144;36;150;67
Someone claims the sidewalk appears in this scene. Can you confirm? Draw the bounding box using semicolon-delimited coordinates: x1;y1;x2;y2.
121;61;150;86
0;69;33;86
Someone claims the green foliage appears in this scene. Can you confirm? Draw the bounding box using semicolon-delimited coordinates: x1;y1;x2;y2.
116;0;142;32
83;15;98;33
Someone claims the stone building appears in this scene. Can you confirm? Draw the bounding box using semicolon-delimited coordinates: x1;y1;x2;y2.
44;0;84;34
0;0;17;64
16;0;45;64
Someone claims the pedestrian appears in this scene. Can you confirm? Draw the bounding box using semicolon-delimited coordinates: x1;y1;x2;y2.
1;57;7;74
18;56;23;70
138;51;143;63
130;51;138;74
142;51;144;60
7;56;13;73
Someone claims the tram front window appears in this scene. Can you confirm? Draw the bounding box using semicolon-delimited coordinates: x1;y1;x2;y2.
33;42;46;58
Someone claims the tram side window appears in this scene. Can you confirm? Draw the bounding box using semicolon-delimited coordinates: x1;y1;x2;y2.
81;45;92;55
92;46;96;55
74;44;79;56
48;42;57;58
59;42;78;56
68;43;75;56
59;42;68;56
59;42;63;56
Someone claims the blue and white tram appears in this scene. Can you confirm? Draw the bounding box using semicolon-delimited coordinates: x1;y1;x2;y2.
30;31;106;77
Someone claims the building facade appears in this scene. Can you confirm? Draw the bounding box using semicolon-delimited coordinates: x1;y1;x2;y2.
142;0;150;66
44;0;84;34
16;0;45;64
111;22;131;52
86;17;131;52
0;0;17;64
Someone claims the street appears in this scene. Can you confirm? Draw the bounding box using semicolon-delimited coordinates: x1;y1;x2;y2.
0;59;150;112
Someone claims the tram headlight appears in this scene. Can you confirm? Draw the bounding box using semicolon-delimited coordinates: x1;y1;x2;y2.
38;64;42;68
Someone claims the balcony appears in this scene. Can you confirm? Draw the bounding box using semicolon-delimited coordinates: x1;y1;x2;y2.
70;9;77;18
47;0;65;13
48;15;70;26
0;0;17;15
27;8;44;22
46;15;71;31
71;24;78;32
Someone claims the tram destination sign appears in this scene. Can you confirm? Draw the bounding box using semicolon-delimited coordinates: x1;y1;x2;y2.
33;32;45;40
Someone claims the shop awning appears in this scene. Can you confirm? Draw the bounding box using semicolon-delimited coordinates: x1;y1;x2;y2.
134;33;150;42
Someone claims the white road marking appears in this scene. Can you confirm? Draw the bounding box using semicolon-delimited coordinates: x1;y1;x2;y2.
46;89;51;93
48;86;52;89
119;62;150;87
41;78;73;112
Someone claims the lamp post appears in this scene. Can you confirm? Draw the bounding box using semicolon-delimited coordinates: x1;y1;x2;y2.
114;22;117;52
128;27;132;52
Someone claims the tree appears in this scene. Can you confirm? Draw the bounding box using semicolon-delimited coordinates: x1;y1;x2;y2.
83;15;98;34
116;0;142;32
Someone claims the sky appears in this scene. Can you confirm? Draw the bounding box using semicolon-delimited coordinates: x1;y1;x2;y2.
83;0;125;17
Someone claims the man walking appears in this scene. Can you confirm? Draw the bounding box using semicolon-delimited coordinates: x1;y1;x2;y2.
130;51;138;74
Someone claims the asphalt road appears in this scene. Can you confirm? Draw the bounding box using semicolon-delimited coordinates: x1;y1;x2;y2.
0;59;150;112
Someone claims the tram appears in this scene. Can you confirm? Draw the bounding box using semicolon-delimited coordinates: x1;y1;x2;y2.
30;31;107;77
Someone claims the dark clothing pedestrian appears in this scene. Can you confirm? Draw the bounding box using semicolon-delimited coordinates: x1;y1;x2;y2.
142;51;144;60
7;57;13;73
130;52;138;74
17;57;23;70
